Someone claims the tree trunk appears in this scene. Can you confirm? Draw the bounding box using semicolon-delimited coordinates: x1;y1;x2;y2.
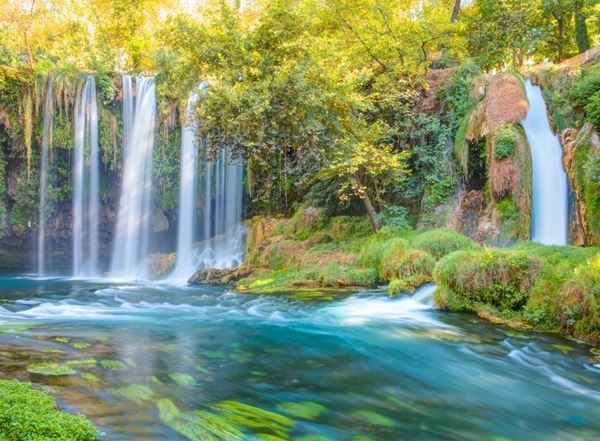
557;18;565;62
450;0;461;23
351;174;380;232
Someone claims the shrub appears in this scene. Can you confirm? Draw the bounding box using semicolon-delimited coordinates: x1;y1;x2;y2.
318;262;378;287
381;249;435;283
493;125;518;160
410;228;478;260
433;249;544;312
0;379;98;440
584;90;600;129
356;236;407;275
556;256;600;342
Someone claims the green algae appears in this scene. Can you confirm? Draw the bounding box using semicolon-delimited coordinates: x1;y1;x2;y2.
27;362;77;376
169;372;196;386
213;400;293;439
148;375;163;385
110;384;155;403
351;410;395;427
54;337;70;343
71;342;92;350
99;359;126;370
0;323;34;334
276;401;327;420
157;398;243;441
81;372;100;388
203;350;225;359
66;358;97;369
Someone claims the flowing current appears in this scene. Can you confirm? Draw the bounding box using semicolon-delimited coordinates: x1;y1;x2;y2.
522;79;568;245
169;87;245;282
169;90;200;281
0;279;598;439
110;76;157;280
37;79;53;276
72;76;100;277
196;146;245;271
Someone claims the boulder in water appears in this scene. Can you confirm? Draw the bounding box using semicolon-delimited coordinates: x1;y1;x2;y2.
188;266;251;285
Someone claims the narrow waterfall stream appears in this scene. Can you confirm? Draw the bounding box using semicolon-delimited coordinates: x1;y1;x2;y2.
110;76;157;280
169;90;200;282
72;76;100;277
195;147;245;271
522;79;568;245
37;80;53;276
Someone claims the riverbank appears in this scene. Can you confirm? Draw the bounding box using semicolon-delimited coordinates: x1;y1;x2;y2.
219;209;600;345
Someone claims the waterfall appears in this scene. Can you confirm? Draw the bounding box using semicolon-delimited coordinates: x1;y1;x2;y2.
37;80;53;276
110;76;156;280
169;90;200;281
522;79;568;245
195;146;245;271
72;76;100;277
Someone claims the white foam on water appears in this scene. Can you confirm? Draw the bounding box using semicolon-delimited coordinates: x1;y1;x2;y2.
318;284;443;326
507;341;600;401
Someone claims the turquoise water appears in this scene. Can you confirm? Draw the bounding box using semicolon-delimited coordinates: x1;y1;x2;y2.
0;277;599;440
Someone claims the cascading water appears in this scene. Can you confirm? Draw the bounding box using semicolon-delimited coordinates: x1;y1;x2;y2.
169;90;200;281
37;80;53;276
110;76;156;280
522;79;568;245
194;146;245;272
72;76;100;277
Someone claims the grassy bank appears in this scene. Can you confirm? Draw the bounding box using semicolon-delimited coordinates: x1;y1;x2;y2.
238;208;600;344
236;208;478;295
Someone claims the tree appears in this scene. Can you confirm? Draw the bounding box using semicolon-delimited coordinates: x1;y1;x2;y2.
318;123;410;231
575;0;591;53
541;0;576;62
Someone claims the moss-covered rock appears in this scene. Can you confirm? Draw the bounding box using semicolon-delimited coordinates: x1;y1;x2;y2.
434;248;543;312
561;124;600;246
433;243;600;343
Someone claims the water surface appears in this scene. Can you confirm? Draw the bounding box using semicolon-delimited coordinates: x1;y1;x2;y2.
0;278;598;440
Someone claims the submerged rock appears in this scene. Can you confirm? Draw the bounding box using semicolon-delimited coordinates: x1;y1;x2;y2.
188;266;251;285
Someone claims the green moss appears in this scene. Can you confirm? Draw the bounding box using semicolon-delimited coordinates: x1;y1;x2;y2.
434;243;600;342
27;362;77;376
0;379;98;440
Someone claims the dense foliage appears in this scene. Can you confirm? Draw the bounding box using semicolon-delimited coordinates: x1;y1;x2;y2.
0;379;98;440
1;0;598;228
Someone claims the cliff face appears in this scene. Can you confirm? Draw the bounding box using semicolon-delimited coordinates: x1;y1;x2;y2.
450;73;532;245
560;124;600;246
0;72;182;270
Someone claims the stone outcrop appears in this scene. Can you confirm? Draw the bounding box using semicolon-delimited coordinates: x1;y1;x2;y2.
188;265;252;285
560;124;600;246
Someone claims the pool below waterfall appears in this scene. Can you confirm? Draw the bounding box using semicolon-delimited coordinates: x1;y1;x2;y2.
0;277;598;440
